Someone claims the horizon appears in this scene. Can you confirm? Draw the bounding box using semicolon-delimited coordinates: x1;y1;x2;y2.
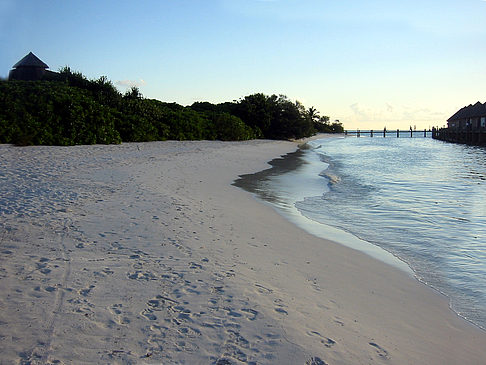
1;0;485;130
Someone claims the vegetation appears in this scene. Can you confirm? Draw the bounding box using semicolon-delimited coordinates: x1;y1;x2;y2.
0;68;342;146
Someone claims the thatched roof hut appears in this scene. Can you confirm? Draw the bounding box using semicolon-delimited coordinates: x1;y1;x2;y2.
8;52;50;81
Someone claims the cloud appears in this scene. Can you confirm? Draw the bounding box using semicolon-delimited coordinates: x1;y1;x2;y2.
349;103;371;119
116;79;146;88
346;102;447;129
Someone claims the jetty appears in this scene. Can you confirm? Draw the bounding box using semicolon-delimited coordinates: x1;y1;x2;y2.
345;129;432;138
432;128;486;146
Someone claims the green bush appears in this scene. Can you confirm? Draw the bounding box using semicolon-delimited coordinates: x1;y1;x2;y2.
0;69;333;145
0;81;121;145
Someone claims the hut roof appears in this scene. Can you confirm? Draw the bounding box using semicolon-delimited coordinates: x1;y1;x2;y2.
12;52;48;69
448;102;486;121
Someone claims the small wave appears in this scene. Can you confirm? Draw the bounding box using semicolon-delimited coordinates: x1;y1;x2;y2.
320;171;341;185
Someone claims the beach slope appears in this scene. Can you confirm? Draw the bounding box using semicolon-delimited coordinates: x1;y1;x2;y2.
0;140;485;364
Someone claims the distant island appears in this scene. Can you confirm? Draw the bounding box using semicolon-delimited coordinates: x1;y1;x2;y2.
0;53;343;146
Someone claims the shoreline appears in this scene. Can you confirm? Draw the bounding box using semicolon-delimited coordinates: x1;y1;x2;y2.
233;141;414;276
234;138;486;331
1;139;485;364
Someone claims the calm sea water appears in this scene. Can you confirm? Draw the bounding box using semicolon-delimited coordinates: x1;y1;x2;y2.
235;135;486;329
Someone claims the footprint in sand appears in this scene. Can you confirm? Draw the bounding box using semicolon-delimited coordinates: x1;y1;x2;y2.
189;261;203;270
79;285;95;297
227;329;250;349
127;270;156;281
240;308;258;321
254;283;273;294
306;357;328;365
45;286;57;292
108;304;131;325
94;267;114;278
369;342;389;359
38;257;50;267
141;309;157;321
273;299;288;315
223;307;243;318
307;331;337;348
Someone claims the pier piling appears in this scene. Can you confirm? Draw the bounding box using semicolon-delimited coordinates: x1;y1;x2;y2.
344;129;432;139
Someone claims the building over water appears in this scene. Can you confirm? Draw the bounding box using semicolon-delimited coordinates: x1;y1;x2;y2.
432;101;486;145
8;52;58;81
447;102;486;131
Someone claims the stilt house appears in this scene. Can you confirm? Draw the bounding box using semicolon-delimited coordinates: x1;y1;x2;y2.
447;102;486;131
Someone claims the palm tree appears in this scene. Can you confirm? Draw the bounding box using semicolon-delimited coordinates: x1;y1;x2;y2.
307;106;320;123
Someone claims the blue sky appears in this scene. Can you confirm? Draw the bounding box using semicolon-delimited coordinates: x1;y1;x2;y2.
1;0;485;129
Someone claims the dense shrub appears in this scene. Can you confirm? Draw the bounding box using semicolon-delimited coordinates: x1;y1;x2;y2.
0;81;121;145
0;68;337;145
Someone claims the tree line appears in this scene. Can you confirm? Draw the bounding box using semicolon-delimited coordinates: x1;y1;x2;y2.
0;67;343;145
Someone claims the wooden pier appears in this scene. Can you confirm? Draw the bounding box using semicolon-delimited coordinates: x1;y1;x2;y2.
345;129;431;138
432;128;486;146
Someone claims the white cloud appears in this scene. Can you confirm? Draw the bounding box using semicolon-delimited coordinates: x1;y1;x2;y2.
116;79;146;88
345;102;447;130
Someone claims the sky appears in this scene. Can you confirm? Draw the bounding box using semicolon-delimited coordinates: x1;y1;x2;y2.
1;0;486;130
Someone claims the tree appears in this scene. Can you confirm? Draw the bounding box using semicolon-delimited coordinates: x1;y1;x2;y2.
307;106;320;123
232;93;272;136
124;86;142;100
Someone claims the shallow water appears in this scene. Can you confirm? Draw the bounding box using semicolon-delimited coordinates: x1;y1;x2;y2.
235;136;486;329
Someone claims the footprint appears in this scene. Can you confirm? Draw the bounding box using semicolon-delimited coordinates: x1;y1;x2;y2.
79;285;95;297
306;357;328;365
147;299;164;310
227;330;250;348
334;318;345;327
127;271;156;281
189;262;203;270
308;331;336;348
109;304;123;315
108;304;131;325
141;309;157;321
241;308;258;321
224;308;242;318
369;342;389;359
211;286;224;294
178;326;201;337
215;359;233;365
323;338;336;348
254;283;273;294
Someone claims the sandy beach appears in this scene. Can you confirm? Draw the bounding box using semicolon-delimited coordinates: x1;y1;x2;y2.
1;139;485;364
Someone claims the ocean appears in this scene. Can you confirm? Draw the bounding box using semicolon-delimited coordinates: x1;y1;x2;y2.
234;135;486;330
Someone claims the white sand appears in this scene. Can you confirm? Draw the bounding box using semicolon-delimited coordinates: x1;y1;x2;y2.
0;140;485;364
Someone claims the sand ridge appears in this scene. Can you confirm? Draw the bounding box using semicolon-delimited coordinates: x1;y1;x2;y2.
0;140;485;364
